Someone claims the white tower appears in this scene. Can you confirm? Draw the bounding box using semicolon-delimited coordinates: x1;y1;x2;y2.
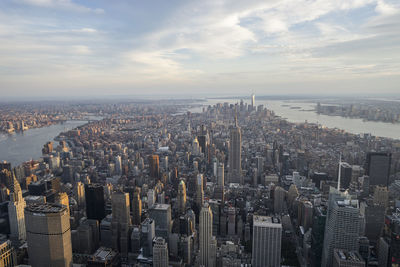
8;172;26;245
252;216;282;267
200;203;215;267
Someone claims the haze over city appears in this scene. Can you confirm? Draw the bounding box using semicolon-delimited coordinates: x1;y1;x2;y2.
0;0;399;98
1;1;400;267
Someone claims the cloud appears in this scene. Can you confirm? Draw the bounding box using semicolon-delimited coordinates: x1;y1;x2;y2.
1;0;400;95
78;28;97;33
71;45;92;55
16;0;105;14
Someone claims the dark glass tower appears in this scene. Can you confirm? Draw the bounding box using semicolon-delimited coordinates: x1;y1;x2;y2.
85;184;106;221
366;152;391;186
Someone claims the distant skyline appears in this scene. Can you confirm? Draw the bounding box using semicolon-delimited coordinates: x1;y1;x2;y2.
0;0;399;97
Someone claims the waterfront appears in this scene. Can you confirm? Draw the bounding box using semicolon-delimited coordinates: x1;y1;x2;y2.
1;97;400;168
190;98;400;140
0;120;88;166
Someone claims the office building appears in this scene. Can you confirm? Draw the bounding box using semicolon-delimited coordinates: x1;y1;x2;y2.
0;240;16;267
149;155;160;179
229;111;242;184
25;203;72;267
87;247;120;267
215;163;225;202
340;162;353;189
360;201;385;244
227;206;236;236
373;186;389;209
333;249;365;267
132;188;142;225
8;172;26;246
177;179;187;214
149;204;171;241
366;152;391;186
274;186;286;214
192;137;200;155
153;237;169;267
196;174;204;208
100;215;113;248
75;182;85;209
111;192;131;256
147;189;155;208
141;218;155;257
74;219;99;254
311;206;327;267
85;184;106;221
55;192;69;215
252;216;282;267
321;188;362;267
115;155;122;175
199;203;216;267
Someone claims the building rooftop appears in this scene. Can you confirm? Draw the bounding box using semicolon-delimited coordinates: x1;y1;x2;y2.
253;215;282;228
334;249;364;263
92;247;117;261
25;203;67;213
151;203;170;210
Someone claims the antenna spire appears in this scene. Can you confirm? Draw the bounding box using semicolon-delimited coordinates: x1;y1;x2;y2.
337;153;342;190
234;105;238;127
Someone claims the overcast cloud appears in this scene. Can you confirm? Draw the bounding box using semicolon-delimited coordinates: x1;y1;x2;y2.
0;0;399;97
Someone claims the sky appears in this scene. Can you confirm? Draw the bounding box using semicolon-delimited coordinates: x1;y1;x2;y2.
0;0;399;98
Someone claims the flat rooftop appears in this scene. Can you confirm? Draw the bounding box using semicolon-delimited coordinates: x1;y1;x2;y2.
334;249;364;262
151;203;170;210
92;247;117;261
253;215;282;227
25;203;66;213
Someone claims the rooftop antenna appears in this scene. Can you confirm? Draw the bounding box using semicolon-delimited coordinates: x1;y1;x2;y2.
337;153;342;190
234;105;238;127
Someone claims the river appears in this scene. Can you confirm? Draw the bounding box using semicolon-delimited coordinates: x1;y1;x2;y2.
1;98;399;167
0;120;88;166
189;98;400;140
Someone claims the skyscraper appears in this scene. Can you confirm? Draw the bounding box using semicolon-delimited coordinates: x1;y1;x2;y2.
373;186;389;209
149;154;160;179
366;152;391;186
196;174;204;208
141;218;155;257
252;215;282;267
85;184;105;221
199;203;215;267
192;137;200;155
321;188;362;267
132;188;142;225
75;182;85;209
115;155;122;175
111;191;131;256
0;240;17;267
55;192;70;215
177;179;187;214
215;163;225;202
360;201;385;244
217;163;224;186
149;204;171;241
339;162;353;189
153;237;169;267
333;249;365;267
229;110;242;184
251;94;255;107
8;172;26;246
147;189;156;208
227;206;236;236
274;186;286;214
25;203;72;267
